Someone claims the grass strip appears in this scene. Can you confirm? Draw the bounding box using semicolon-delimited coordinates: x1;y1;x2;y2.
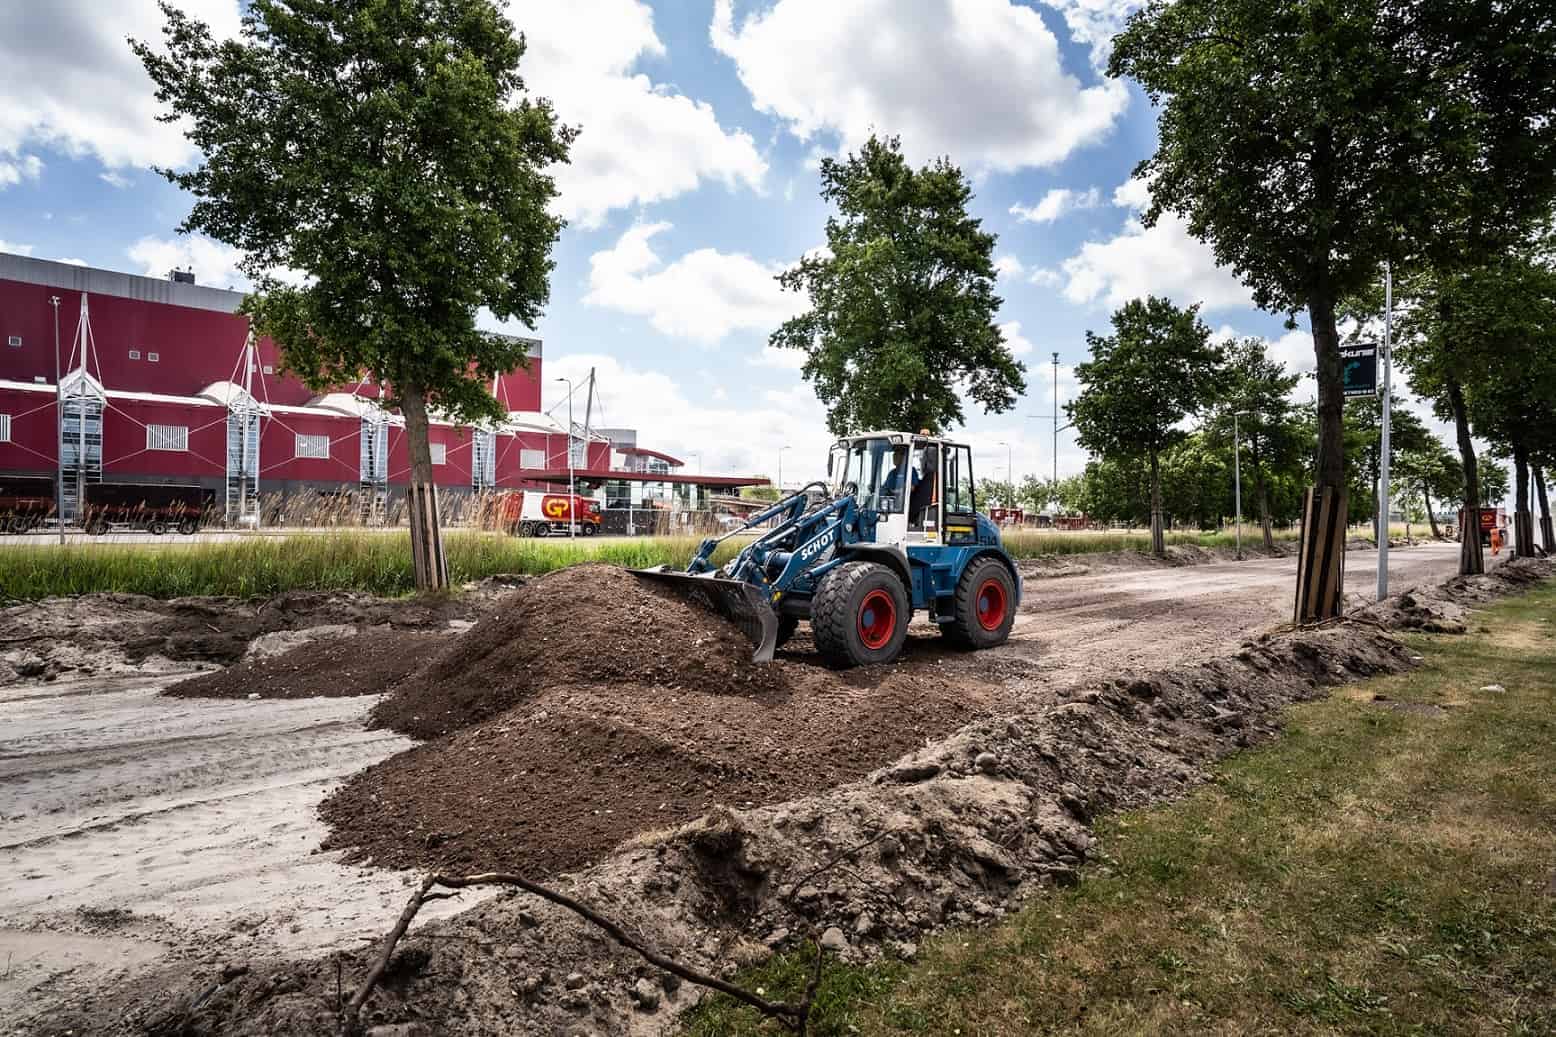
685;582;1556;1036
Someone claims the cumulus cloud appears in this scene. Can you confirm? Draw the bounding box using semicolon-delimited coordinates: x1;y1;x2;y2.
543;352;833;482
1051;176;1252;313
584;222;805;344
711;0;1127;172
999;320;1035;356
1010;186;1102;224
993;254;1026;280
1043;0;1148;67
0;239;35;256
511;0;766;229
0;1;242;170
750;345;806;370
1029;267;1064;289
127;234;249;291
0;154;43;188
98;170;132;189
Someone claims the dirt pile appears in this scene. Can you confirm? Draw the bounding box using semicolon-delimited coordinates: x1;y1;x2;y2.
323;631;996;876
0;589;486;687
163;629;450;700
369;564;781;739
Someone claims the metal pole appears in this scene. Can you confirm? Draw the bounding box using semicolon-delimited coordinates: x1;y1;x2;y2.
76;296;87;532
555;376;575;538
1234;411;1243;560
1052;352;1059;492
51;296;62;543
1378;261;1392;599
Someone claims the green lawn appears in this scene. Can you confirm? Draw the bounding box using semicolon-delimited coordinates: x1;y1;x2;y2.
686;582;1556;1036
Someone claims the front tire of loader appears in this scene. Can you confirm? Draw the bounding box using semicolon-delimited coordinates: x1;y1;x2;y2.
943;556;1016;649
812;561;909;667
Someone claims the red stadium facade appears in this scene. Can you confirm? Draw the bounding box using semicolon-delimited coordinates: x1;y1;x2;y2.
0;252;763;530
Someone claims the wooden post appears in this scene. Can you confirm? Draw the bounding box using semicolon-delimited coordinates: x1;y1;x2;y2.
1294;484;1347;623
408;482;448;590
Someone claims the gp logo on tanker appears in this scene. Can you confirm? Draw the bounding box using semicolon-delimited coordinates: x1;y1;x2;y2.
542;496;571;518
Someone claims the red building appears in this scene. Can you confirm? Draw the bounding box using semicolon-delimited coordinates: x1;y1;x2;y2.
0;252;764;528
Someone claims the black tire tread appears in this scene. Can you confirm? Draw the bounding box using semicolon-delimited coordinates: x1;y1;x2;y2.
943;556;1016;649
811;560;909;667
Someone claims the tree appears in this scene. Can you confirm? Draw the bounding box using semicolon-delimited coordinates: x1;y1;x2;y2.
135;0;572;589
1067;297;1223;556
1392;443;1462;539
772;135;1026;435
977;478;1018;510
1203;337;1303;549
1478;460;1510;509
1340;396;1433;537
1112;0;1556;613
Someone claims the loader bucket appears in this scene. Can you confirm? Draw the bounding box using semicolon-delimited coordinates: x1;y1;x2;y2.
631;566;780;663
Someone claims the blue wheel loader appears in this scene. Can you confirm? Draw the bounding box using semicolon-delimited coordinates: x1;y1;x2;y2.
635;432;1021;667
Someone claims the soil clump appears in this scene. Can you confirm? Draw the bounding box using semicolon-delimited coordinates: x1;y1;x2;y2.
163;629;450;700
369;564;781;739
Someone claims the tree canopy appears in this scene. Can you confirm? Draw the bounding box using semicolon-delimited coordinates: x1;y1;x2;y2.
772;135;1025;435
1068;296;1223;553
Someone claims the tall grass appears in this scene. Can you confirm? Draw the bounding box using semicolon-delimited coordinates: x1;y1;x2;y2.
0;532;740;601
0;526;1304;602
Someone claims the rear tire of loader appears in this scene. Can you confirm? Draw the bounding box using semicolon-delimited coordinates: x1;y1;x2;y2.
812;561;909;667
942;556;1016;650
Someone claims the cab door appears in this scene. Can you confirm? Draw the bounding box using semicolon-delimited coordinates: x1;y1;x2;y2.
943;444;977;545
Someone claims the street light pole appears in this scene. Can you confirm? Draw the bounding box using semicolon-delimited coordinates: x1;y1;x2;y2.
50;296;63;543
555;377;575;539
1377;260;1393;599
1233;411;1246;560
778;444;791;497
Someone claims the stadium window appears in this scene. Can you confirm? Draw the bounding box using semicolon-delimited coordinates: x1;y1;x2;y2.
0;413;11;442
147;352;160;362
519;448;546;469
6;335;21;348
146;424;189;451
129;349;141;360
430;442;447;466
295;433;330;459
262;365;274;375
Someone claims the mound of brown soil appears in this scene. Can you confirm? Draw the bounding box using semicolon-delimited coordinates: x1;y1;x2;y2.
163;629;449;700
321;635;995;876
369;564;779;739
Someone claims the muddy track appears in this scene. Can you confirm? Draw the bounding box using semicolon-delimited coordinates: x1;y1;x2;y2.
0;544;1492;1030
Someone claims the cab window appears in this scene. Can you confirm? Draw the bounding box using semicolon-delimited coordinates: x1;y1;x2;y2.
944;445;974;515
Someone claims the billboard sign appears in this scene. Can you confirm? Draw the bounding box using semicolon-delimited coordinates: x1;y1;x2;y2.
1342;344;1377;398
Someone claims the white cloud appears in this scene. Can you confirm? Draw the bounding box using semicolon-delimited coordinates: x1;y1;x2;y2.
0;1;243;170
584;222;805;344
55;257;88;266
511;0;766;229
1;239;35;256
0;154;43;188
994;254;1026;280
1042;0;1147;67
544;353;833;483
1112;175;1152;210
1052;176;1252;313
999;320;1035;356
751;345;806;370
127;234;249;291
98;170;132;189
1010;186;1101;224
1029;267;1064;289
711;0;1127;172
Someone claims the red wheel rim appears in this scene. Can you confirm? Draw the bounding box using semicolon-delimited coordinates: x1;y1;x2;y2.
976;578;1008;631
857;589;897;650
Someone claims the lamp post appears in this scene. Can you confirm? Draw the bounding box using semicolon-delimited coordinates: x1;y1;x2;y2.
1233;410;1249;560
554;377;575;539
997;440;1013;503
1378;260;1393;599
50;296;63;543
777;444;791;497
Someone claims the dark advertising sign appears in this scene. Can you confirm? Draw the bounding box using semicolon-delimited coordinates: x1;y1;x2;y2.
1342;344;1377;398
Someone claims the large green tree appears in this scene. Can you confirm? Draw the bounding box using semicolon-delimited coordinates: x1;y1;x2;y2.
1204;337;1303;550
772;135;1025;434
1111;0;1556;610
135;0;572;588
1068;297;1223;556
1392;442;1462;539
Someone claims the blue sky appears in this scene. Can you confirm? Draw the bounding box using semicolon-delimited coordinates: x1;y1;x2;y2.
1;0;1343;486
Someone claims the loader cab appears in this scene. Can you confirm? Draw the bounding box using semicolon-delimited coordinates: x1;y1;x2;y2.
828;432;979;548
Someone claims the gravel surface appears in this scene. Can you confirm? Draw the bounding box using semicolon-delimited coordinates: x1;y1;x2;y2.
0;542;1490;1030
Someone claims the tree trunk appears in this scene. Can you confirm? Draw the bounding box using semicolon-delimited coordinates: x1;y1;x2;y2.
1445;378;1484;576
1295;286;1348;620
1149;451;1164;557
1257;474;1274;552
1512;438;1534;557
400;385;449;591
1534;464;1554;554
1422;480;1441;539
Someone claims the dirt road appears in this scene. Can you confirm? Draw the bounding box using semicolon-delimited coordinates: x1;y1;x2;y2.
0;542;1480;1026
